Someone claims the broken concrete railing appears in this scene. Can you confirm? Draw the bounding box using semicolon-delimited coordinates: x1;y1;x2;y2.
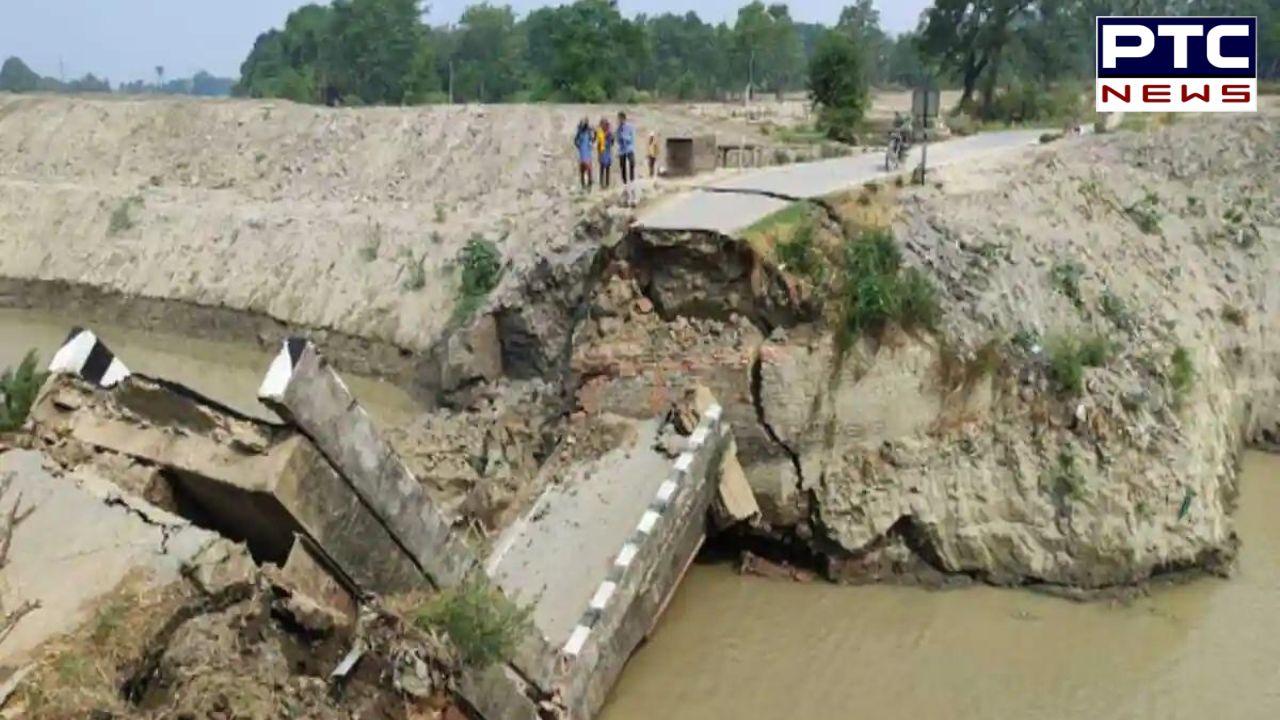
258;338;479;590
258;338;559;719
553;401;730;720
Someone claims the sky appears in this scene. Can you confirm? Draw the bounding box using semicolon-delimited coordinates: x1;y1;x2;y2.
0;0;931;85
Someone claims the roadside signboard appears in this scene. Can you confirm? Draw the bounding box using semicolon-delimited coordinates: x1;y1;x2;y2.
912;87;941;124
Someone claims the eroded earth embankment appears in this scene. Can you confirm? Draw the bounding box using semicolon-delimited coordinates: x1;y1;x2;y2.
569;112;1278;591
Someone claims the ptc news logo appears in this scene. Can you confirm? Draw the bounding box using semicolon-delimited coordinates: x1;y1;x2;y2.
1096;16;1258;112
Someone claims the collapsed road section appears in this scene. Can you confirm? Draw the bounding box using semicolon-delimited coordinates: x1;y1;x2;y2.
2;327;748;719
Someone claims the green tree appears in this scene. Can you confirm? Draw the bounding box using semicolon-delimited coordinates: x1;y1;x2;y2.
523;0;636;101
452;4;525;102
919;0;1034;113
0;57;41;93
326;0;428;104
645;12;730;99
733;2;804;98
836;0;890;85
809;30;869;142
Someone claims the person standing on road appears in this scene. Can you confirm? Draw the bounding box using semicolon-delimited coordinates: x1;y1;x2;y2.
597;117;614;189
646;132;660;178
616;111;637;186
574;118;595;190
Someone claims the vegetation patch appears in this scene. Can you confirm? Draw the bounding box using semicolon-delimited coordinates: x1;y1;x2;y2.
1046;333;1111;395
452;235;503;322
414;575;532;668
1099;289;1133;331
1169;345;1195;406
1221;305;1246;327
1;349;47;432
1124;191;1163;235
1049;260;1085;309
107;195;144;236
1048;449;1086;505
836;229;940;348
400;250;427;292
358;223;382;262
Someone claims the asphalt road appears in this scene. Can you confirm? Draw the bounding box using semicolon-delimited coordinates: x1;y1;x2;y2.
638;129;1046;234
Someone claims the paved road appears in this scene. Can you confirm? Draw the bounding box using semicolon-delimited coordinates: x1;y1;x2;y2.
639;129;1045;234
486;418;673;646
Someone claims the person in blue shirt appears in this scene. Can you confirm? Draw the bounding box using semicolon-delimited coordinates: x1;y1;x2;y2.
574;118;594;190
616;111;637;186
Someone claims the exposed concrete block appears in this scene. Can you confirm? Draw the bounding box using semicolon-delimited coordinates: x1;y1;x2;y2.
259;339;478;589
457;663;542;720
30;374;424;595
712;438;760;528
0;450;220;667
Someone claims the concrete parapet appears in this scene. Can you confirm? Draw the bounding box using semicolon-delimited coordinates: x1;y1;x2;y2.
259;338;478;590
555;403;728;719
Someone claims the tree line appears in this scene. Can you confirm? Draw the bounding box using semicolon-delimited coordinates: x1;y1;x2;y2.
235;0;925;105
0;56;235;97
237;0;1277;111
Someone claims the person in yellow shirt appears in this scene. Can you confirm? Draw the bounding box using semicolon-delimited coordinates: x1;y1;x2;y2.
646;132;660;177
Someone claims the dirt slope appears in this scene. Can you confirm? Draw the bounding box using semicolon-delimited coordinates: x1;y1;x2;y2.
0;95;773;360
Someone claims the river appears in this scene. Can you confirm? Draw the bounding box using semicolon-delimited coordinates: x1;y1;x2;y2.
602;452;1280;720
0;308;421;426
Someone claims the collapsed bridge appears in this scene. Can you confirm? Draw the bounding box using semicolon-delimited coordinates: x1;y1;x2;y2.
10;327;751;719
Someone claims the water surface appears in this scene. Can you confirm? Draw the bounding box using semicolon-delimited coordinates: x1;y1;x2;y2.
603;453;1280;720
0;308;419;426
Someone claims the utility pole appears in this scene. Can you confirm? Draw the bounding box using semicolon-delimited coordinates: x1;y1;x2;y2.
448;60;454;104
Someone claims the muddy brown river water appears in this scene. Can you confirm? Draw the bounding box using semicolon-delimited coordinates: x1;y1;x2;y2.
0;308;420;426
602;452;1280;720
6;310;1279;719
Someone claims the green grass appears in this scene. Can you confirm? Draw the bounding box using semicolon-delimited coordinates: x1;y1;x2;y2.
773;214;824;285
358;223;382;262
452;235;503;322
1046;333;1111;395
1221;305;1246;326
107;195;144;236
1;350;47;432
742;201;816;242
1049;449;1086;504
1050;260;1085;309
773;125;828;145
400;251;426;292
1170;345;1195;406
1099;290;1133;331
836;229;940;347
1125;191;1163;235
414;575;532;668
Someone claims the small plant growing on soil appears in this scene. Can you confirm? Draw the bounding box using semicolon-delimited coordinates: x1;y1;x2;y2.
1049;449;1086;504
1;350;47;432
1124;191;1162;235
107;195;144;236
774;216;824;285
415;575;532;668
1221;305;1246;326
1099;289;1133;331
1169;345;1195;406
1049;260;1085;309
452;235;503;322
1046;333;1111;395
836;229;940;348
358;223;382;262
401;251;426;292
435;203;448;223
